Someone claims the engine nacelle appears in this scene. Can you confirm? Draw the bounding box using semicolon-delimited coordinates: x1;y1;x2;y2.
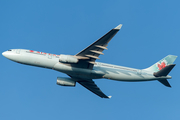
59;54;78;63
57;77;76;87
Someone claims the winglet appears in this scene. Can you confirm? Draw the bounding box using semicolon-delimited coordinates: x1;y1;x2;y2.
108;96;112;99
114;24;122;30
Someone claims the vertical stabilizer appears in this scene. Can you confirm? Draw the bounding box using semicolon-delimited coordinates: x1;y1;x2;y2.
144;55;177;72
153;64;175;87
145;55;177;88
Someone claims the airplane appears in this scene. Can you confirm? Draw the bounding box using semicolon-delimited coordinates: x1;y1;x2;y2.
2;24;177;98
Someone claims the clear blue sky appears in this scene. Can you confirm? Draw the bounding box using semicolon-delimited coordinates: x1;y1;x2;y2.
1;0;180;120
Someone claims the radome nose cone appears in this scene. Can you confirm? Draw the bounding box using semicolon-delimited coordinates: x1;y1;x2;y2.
2;51;11;58
2;51;6;57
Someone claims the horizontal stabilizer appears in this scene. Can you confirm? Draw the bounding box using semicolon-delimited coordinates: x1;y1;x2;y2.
158;79;171;87
154;64;176;77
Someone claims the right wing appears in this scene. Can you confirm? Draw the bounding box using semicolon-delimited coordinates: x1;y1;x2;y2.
75;24;122;69
78;79;111;98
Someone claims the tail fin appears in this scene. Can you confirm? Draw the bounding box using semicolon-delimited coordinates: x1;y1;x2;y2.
153;64;176;77
144;55;177;72
144;55;177;87
153;64;176;87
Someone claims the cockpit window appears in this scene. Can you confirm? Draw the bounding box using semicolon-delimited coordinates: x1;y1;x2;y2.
8;50;12;51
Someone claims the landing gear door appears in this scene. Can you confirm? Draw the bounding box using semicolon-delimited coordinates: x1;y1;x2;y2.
16;49;21;54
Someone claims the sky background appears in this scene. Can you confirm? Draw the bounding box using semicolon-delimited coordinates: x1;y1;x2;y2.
1;0;180;120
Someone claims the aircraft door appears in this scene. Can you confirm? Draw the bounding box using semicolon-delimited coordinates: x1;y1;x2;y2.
16;49;21;54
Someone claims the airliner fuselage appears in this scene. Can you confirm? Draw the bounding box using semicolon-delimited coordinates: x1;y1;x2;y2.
2;49;171;81
2;24;177;98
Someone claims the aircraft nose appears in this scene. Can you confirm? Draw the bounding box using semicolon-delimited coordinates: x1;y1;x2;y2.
2;51;7;57
2;51;15;59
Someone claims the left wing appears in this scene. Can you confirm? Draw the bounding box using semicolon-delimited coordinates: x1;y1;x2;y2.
75;24;122;69
78;79;111;98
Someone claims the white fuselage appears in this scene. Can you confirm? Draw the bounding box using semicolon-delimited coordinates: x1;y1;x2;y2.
2;49;171;82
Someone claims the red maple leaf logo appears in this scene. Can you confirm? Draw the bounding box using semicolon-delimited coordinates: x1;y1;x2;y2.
157;62;166;70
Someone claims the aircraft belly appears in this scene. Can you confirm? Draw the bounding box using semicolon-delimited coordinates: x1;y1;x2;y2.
103;70;156;82
53;63;105;79
53;63;157;81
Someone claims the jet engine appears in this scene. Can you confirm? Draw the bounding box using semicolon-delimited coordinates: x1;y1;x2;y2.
57;77;76;86
59;54;78;63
